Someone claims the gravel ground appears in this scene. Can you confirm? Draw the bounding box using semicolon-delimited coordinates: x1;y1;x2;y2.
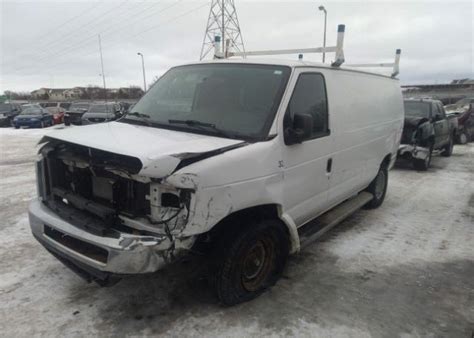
0;126;473;337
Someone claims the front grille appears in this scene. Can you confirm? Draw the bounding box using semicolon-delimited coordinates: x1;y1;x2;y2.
44;225;108;263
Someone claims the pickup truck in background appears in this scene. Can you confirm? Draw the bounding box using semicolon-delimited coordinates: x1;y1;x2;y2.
398;98;457;170
445;97;474;144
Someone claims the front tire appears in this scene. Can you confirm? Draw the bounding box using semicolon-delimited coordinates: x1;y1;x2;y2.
214;219;289;306
458;132;468;145
364;165;388;209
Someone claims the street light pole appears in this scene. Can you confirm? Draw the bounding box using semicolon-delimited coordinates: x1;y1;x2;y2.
318;5;327;63
98;34;107;102
137;52;147;92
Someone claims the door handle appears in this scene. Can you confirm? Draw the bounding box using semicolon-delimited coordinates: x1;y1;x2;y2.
326;158;333;173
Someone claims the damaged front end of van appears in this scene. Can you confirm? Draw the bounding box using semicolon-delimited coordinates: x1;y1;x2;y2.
28;124;246;285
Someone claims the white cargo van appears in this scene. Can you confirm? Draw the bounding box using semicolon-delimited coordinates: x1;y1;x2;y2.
29;26;404;305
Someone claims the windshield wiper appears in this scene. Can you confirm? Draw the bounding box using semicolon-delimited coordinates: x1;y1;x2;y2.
121;111;152;126
168;119;238;139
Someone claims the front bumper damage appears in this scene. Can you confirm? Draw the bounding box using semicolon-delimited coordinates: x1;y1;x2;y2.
398;144;430;160
29;199;194;283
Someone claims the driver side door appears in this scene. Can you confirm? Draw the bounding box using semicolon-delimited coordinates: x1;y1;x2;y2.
281;69;333;227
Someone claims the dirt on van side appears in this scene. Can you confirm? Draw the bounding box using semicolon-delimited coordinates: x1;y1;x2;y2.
0;127;473;337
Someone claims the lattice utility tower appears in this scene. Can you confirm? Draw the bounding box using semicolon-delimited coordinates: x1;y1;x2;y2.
199;0;245;60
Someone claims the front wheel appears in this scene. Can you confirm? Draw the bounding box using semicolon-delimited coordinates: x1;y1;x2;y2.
364;165;388;209
213;219;289;306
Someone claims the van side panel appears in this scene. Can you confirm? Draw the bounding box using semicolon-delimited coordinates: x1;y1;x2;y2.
323;69;403;207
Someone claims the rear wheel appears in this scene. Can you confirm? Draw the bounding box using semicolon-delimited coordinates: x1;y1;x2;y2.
213;219;289;306
458;132;468;145
441;136;454;157
364;165;388;209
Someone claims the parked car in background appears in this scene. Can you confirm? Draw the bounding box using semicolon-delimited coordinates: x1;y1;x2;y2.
0;103;22;127
64;102;90;126
445;97;474;144
118;102;134;114
398;99;457;170
13;106;53;128
40;102;72;110
46;107;66;125
81;102;122;125
21;103;42;110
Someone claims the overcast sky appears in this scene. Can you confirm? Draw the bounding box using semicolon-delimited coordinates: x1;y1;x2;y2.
1;0;473;93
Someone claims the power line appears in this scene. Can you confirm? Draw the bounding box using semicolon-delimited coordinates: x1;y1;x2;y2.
1;1;129;67
6;2;208;76
26;1;105;47
7;1;182;71
34;0;131;56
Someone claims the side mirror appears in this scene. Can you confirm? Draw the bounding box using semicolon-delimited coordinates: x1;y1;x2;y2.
285;113;313;145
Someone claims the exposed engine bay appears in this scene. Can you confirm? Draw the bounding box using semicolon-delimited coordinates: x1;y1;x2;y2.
37;139;192;238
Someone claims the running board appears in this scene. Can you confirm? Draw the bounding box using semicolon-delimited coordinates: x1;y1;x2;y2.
298;192;373;249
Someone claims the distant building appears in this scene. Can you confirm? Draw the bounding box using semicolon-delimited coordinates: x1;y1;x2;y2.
63;87;85;99
31;88;50;99
49;89;68;100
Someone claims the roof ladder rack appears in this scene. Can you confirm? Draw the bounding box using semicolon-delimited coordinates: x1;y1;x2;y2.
346;49;402;78
217;24;346;68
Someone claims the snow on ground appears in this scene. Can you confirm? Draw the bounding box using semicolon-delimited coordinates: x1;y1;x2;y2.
0;127;473;337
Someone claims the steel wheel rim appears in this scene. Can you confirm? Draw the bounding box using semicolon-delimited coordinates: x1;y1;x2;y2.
241;238;275;292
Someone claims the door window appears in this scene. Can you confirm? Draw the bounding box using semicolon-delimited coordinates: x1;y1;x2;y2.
287;73;329;139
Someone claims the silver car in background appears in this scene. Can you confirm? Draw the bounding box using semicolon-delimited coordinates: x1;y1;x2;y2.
81;103;122;125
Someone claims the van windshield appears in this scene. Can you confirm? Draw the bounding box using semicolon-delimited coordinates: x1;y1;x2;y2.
122;64;291;140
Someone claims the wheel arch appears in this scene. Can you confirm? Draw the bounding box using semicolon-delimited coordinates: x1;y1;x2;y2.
194;203;300;255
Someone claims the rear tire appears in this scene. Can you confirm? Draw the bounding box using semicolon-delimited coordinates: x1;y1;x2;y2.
458;132;468;145
441;136;454;157
213;219;289;306
364;165;388;209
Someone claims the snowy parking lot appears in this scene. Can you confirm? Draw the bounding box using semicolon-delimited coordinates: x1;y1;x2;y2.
0;126;473;337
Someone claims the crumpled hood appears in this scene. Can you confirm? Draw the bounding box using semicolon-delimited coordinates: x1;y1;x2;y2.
40;121;245;178
445;104;470;115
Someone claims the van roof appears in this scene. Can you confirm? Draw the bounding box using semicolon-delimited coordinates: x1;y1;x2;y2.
178;58;398;79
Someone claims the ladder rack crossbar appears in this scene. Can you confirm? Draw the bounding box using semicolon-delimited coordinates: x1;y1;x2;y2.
229;46;337;57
